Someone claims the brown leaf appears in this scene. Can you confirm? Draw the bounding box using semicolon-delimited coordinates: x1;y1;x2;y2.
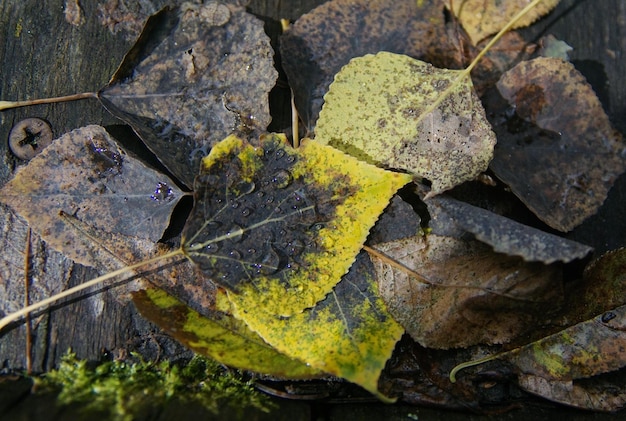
489;57;626;231
426;195;592;263
372;234;563;349
280;0;463;131
99;3;277;187
0;125;182;268
506;304;626;382
518;372;626;411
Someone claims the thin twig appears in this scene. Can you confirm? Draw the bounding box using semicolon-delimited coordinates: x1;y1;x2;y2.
24;228;32;375
0;92;97;111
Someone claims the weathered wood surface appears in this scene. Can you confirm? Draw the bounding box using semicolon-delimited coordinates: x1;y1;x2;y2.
0;1;625;418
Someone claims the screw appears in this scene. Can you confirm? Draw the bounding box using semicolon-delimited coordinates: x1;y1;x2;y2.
8;118;53;160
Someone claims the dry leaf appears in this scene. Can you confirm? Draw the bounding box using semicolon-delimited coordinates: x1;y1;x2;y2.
373;234;563;348
426;195;592;263
489;57;626;231
99;3;277;187
0;126;182;268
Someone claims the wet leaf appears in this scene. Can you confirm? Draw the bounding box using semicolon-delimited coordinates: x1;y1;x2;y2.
280;0;462;131
426;195;592;263
489;57;626;231
217;252;403;400
181;133;411;317
447;0;560;45
132;287;324;379
99;3;277;187
372;234;563;349
316;52;497;197
0;125;182;268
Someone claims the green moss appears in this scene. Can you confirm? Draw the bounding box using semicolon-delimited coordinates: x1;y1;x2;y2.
35;350;274;420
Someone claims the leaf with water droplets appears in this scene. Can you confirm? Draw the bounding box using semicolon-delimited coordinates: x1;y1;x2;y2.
216;251;403;400
98;3;277;187
0;125;183;268
316;52;497;198
181;133;411;317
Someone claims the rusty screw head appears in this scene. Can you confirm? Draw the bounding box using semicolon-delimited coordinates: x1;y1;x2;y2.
8;118;53;160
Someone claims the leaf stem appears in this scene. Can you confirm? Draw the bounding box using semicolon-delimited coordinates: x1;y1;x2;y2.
449;353;500;383
0;248;184;332
0;92;97;111
462;0;545;75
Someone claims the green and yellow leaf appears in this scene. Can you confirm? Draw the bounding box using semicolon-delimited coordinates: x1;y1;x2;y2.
181;133;411;316
217;252;404;400
316;52;496;198
133;287;323;379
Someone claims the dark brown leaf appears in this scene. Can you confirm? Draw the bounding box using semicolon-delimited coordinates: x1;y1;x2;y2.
0;125;182;268
99;3;277;187
489;57;626;231
426;195;593;263
373;234;563;349
280;0;463;132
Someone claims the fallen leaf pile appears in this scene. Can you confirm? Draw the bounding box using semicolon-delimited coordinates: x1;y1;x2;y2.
1;0;626;412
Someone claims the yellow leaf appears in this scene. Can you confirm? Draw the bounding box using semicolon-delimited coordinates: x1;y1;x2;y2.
133;287;324;379
448;0;560;45
182;133;411;316
218;252;403;400
316;52;496;198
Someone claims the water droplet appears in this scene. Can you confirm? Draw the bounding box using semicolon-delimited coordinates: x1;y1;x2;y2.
233;180;255;195
241;207;252;217
310;223;325;231
287;239;305;256
275;149;285;159
226;224;244;242
286;155;296;163
256;191;265;198
229;249;242;260
274;206;283;214
150;182;174;203
231;201;240;209
247;248;256;254
265;195;274;204
205;242;220;252
258;248;280;274
271;169;293;189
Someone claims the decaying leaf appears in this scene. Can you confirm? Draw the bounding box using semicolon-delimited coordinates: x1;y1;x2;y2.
518;371;626;412
447;0;560;45
426;195;592;263
373;234;563;349
489;57;626;231
0;125;182;268
181;133;411;317
507;303;626;380
132;287;324;379
280;0;463;131
316;52;496;197
99;3;277;187
217;252;404;400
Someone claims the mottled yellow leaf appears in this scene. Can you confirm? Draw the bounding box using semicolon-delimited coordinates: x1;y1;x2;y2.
182;133;411;317
133;287;323;379
447;0;560;45
218;252;403;400
316;52;496;198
